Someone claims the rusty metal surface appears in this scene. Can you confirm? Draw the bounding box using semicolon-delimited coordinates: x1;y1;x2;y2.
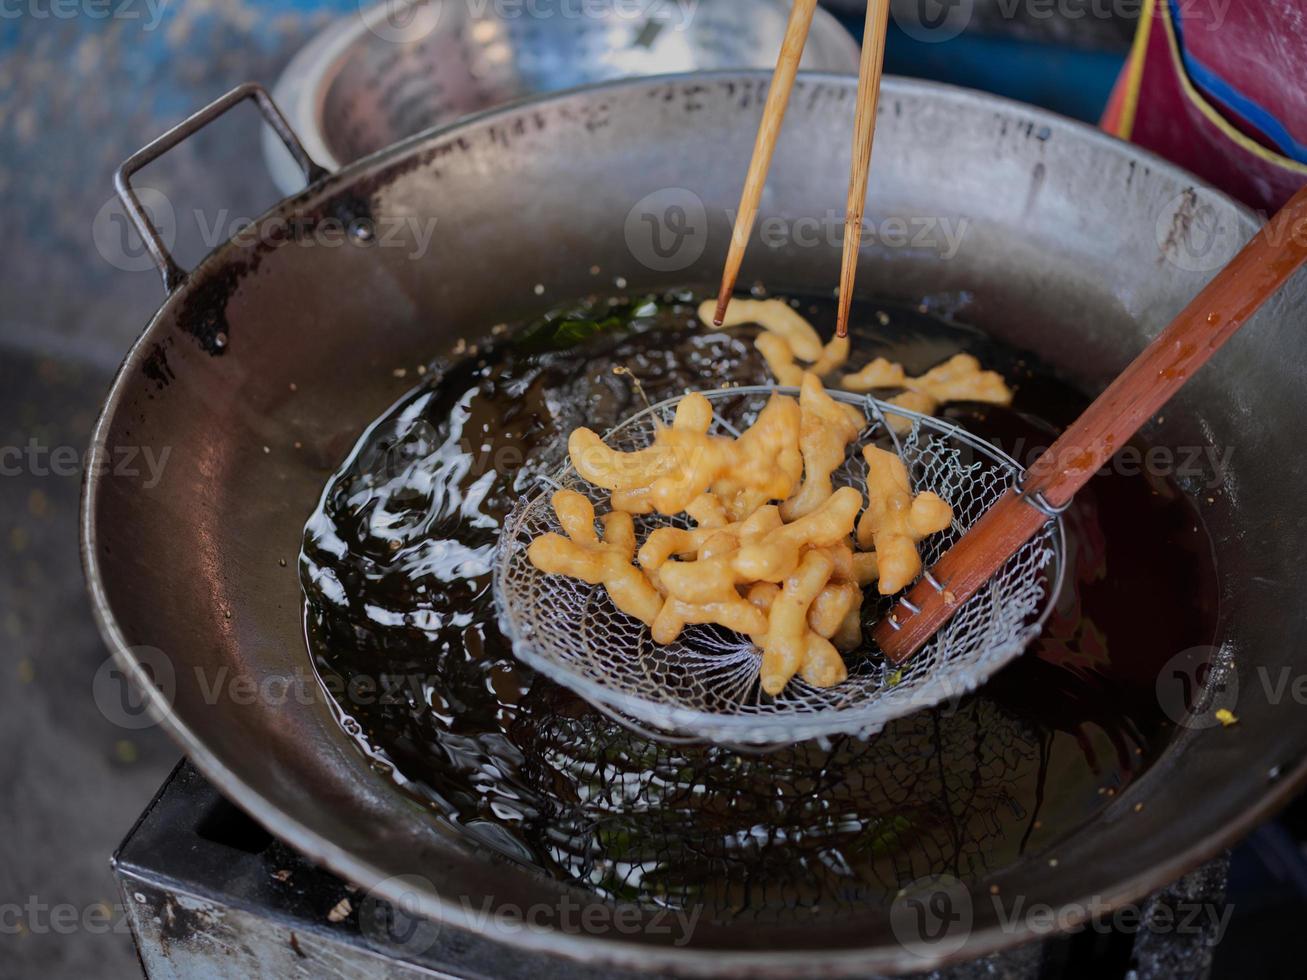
113;762;1057;980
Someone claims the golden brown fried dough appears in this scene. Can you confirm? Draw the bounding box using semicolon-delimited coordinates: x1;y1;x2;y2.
755;332;806;387
841;352;1013;433
700;298;824;361
857;447;953;594
809;334;851;377
652;594;769;646
840;357;908;393
780;373;862;521
527;491;664;626
807;580;862;639
799;632;848;687
761;549;835;694
733;487;862;582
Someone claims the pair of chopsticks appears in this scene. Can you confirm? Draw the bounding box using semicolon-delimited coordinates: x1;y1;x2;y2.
712;0;892;338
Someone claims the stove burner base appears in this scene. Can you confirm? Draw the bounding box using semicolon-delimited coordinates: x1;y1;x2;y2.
112;761;1226;979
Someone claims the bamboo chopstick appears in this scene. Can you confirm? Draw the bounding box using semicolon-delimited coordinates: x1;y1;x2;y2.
712;0;821;326
835;0;891;338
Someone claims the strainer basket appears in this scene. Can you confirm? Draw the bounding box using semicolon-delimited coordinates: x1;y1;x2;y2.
494;385;1064;745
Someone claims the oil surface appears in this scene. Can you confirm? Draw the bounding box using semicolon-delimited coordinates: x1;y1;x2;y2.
300;291;1219;920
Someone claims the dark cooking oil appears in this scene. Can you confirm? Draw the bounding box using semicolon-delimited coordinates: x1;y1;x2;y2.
300;290;1219;920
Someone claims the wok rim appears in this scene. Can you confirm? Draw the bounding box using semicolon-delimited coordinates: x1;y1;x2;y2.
265;0;863;189
81;70;1300;975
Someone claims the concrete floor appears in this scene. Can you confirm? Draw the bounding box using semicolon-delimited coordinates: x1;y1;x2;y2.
0;350;177;977
0;4;348;976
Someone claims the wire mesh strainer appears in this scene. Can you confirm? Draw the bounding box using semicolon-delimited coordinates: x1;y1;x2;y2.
494;386;1064;745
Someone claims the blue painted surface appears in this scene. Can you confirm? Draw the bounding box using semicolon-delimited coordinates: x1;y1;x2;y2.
838;18;1125;125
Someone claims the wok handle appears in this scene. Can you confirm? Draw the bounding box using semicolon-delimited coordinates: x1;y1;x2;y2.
113;82;328;294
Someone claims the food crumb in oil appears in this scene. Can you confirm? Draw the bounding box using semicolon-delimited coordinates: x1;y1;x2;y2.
393;368;408;379
417;364;427;375
589;265;600;276
1134;803;1144;813
989;885;1000;895
1048;858;1059;868
533;284;545;295
876;311;890;326
279;558;287;568
1215;708;1238;727
327;898;352;923
262;446;271;454
289;382;297;392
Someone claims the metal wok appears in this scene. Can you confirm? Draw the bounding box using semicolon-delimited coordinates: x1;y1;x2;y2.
84;73;1307;975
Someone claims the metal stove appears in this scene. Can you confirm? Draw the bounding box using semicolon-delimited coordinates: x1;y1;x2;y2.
114;762;1231;979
